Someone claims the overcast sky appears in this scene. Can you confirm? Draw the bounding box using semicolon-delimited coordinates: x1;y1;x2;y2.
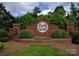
1;2;77;17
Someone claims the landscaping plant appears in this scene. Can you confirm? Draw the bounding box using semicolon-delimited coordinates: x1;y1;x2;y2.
18;30;33;39
51;30;69;38
0;29;9;42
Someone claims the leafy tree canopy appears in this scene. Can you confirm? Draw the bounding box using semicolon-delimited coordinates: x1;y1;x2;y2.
70;2;77;21
0;3;15;30
54;5;66;16
32;7;41;17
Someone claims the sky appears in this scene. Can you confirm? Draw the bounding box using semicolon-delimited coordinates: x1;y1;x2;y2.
1;2;78;17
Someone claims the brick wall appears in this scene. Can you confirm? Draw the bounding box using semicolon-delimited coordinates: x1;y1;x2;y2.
10;20;72;45
27;20;52;37
15;38;72;45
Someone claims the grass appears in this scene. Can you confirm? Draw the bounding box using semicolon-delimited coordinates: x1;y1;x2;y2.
7;45;69;56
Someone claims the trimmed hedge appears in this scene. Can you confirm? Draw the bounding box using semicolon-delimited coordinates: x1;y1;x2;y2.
51;30;69;38
74;30;79;38
73;39;79;44
73;30;79;44
18;30;33;39
0;29;9;42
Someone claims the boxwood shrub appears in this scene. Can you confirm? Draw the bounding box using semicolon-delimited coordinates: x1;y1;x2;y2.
73;30;79;44
0;29;9;42
51;30;69;38
18;30;33;39
74;30;79;38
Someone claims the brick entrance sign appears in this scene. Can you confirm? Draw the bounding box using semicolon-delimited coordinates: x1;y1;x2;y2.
27;20;52;36
10;20;72;46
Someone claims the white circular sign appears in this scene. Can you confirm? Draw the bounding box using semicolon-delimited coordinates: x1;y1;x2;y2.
37;22;48;33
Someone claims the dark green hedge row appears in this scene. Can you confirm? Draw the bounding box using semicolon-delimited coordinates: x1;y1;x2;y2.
73;30;79;44
51;30;69;38
0;29;9;42
18;30;33;39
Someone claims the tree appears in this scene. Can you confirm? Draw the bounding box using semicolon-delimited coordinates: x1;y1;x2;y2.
50;14;67;29
70;2;77;21
38;15;51;21
54;5;66;16
66;12;70;19
18;12;39;29
32;7;41;17
65;12;71;22
0;3;15;30
48;12;53;15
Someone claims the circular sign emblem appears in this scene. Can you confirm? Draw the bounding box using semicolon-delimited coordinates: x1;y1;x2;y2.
37;22;48;33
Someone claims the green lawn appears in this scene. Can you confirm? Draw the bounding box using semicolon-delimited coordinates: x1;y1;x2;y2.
7;45;69;56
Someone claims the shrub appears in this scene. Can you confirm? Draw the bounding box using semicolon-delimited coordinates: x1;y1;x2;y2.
59;30;69;38
18;30;33;39
73;30;79;44
76;20;79;29
0;42;4;51
0;29;9;42
51;31;60;38
74;30;79;38
51;30;69;38
73;39;79;44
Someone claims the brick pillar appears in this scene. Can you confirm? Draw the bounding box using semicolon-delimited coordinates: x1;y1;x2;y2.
66;22;75;43
66;22;75;33
9;28;13;40
12;24;20;40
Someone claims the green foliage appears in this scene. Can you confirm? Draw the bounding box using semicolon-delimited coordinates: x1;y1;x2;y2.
70;2;77;20
32;7;41;17
0;29;9;42
50;14;67;29
75;20;79;29
74;30;79;38
7;45;69;56
51;30;69;38
73;39;79;44
18;30;33;39
0;3;15;31
59;30;69;38
72;30;79;44
54;5;66;16
0;29;9;38
18;13;39;29
0;42;4;51
38;15;50;20
38;15;51;22
51;30;60;38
